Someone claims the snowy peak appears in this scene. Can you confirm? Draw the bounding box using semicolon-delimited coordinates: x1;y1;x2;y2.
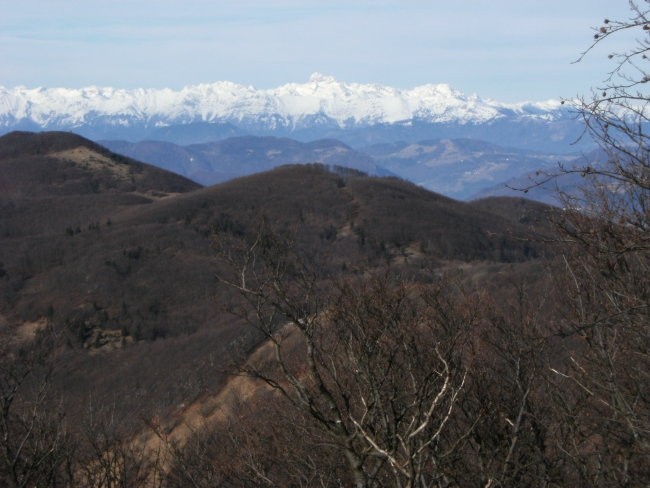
0;75;568;132
308;72;337;84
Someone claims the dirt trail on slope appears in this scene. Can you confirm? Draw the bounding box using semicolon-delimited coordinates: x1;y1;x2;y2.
136;324;300;474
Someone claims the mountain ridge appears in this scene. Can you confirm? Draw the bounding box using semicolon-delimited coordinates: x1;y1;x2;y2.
100;135;394;185
0;74;564;129
99;134;584;200
0;75;583;151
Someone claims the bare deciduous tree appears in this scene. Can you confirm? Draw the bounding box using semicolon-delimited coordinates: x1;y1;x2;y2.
77;398;161;488
0;343;75;488
214;229;478;488
543;3;650;485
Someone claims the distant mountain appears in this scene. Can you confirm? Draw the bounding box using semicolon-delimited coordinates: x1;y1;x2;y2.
360;138;580;200
0;75;589;152
101;136;393;185
472;148;609;205
101;135;590;200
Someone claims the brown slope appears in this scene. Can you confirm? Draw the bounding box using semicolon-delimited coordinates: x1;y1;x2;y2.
344;176;545;263
1;162;550;348
0;151;554;432
0;131;224;428
468;196;561;226
116;163;548;265
0;131;200;237
0;131;200;194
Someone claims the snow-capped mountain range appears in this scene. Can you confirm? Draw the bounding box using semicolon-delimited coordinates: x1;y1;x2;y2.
0;73;585;151
0;73;565;128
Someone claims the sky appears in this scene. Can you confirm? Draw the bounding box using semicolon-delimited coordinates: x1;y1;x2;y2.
0;0;639;102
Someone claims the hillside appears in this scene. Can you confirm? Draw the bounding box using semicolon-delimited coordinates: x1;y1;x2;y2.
3;130;640;488
0;131;555;427
0;131;200;237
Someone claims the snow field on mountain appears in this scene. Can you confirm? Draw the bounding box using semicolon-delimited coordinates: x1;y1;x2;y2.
0;74;565;129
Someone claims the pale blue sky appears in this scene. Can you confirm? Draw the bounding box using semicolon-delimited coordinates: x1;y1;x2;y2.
0;0;638;101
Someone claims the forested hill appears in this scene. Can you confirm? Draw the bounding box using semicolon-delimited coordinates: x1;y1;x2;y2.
0;131;553;430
